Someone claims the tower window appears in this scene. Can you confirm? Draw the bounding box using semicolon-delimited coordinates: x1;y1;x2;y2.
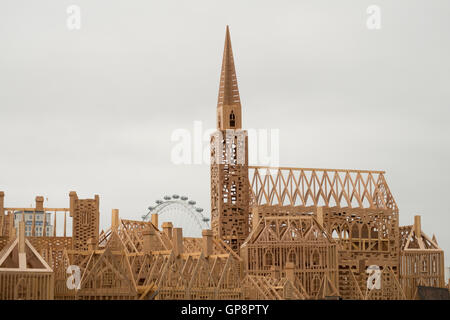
229;111;235;127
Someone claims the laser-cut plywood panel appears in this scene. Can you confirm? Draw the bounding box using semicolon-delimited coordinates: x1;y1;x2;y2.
399;220;445;299
70;192;99;251
241;216;338;298
249;167;398;212
210;27;250;253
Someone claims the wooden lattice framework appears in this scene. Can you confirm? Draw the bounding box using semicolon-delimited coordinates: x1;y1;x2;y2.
245;165;404;299
241;274;308;300
248;166;398;211
210;26;250;253
0;222;54;300
0;26;448;301
241;215;338;298
399;215;445;299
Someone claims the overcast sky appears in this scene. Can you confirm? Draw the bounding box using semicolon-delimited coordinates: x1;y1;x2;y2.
0;1;449;266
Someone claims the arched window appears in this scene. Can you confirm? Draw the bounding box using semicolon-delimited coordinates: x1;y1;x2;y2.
312;249;320;266
312;276;321;292
265;251;273;266
351;224;359;238
361;224;369;239
229;111;236;127
422;259;427;272
342;224;350;239
288;250;296;264
14;278;27;300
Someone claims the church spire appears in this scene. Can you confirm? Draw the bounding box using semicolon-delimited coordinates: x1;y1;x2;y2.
217;25;241;108
217;26;242;130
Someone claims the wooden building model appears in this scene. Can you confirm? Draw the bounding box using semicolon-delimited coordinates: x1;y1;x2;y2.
0;26;447;300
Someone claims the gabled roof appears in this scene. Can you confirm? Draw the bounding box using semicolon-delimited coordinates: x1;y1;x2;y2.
242;215;334;246
400;225;441;251
400;216;441;251
0;237;52;272
78;230;137;296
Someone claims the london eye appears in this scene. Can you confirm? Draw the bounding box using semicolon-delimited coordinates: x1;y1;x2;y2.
141;194;210;237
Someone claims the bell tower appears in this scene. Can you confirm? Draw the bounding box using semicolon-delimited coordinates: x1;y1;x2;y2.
210;26;249;252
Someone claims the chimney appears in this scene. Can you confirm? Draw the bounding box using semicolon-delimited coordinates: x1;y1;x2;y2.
69;191;77;218
18;221;26;269
18;220;25;253
172;227;183;256
252;208;260;230
0;191;4;217
162;222;173;240
142;227;158;253
151;213;158;229
414;215;421;238
316;206;324;227
285;262;295;283
6;212;15;239
111;209;120;230
202;229;213;257
35;196;44;211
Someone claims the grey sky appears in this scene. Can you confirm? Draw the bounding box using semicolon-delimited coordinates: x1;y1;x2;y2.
0;1;449;266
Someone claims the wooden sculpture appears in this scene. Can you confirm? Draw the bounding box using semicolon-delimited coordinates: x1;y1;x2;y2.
0;221;54;299
210;26;250;253
241;215;338;298
399;215;445;299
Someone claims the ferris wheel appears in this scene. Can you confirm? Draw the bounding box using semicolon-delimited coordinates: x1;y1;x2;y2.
141;194;210;237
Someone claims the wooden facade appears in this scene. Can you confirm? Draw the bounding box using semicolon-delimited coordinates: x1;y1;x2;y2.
241;215;338;299
0;222;54;300
399;216;445;299
0;26;448;300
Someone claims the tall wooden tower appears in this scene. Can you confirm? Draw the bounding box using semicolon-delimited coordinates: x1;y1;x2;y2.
210;26;250;252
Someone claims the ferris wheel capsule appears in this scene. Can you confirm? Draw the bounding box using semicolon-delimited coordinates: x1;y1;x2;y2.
180;196;188;201
188;200;196;205
195;208;203;213
156;200;163;204
163;195;171;200
172;194;179;199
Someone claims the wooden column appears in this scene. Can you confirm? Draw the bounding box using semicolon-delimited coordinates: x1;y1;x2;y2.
316;206;324;227
285;262;295;283
162;222;173;240
202;229;213;257
414;215;421;238
0;191;4;218
172;227;183;256
142;227;157;253
111;209;120;230
18;221;26;269
151;213;158;229
87;238;96;251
